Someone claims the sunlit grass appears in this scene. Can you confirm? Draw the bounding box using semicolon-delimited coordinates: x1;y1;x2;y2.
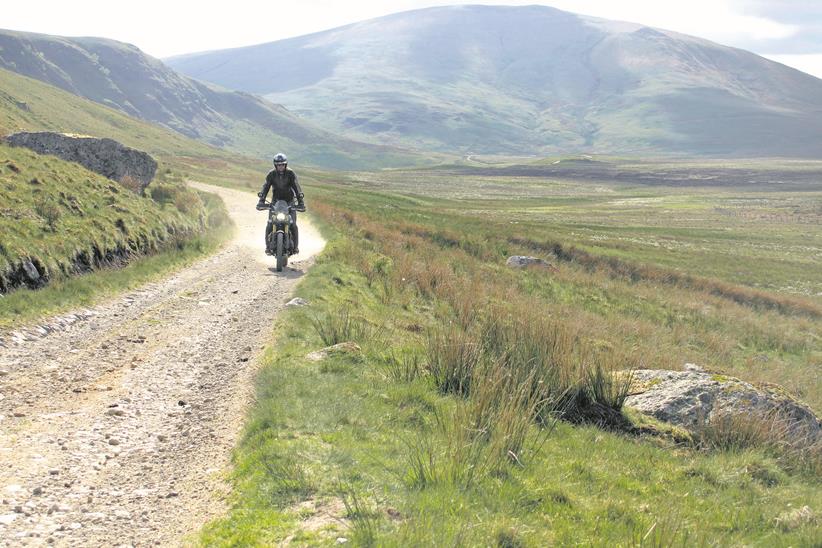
202;159;821;544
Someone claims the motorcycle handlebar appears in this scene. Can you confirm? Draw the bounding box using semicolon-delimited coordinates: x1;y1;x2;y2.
257;202;306;212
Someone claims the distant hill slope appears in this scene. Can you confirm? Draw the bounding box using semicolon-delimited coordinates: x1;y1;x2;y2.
167;5;822;158
0;66;269;186
0;29;424;169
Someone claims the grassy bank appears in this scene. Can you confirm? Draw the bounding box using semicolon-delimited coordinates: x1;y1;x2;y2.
0;142;234;327
1;144;204;290
200;179;820;545
0;222;232;329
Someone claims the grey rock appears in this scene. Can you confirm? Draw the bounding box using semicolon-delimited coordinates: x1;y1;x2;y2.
286;297;309;307
306;342;361;362
505;256;555;269
624;369;821;441
21;259;40;283
5;132;157;193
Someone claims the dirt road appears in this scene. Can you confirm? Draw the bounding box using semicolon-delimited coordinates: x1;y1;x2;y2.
0;182;325;546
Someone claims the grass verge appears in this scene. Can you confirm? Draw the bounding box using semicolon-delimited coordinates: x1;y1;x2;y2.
199;196;821;545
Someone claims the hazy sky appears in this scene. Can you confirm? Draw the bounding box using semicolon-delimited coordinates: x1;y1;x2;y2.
4;0;822;77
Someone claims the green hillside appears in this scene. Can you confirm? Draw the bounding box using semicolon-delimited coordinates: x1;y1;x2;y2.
0;29;428;170
169;5;822;158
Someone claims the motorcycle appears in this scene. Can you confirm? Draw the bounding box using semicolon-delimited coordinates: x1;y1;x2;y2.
256;200;304;272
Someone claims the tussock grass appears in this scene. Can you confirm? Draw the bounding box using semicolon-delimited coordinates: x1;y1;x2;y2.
424;301;635;430
425;324;482;396
404;361;549;491
262;458;316;504
308;307;371;346
379;348;425;383
692;411;822;476
338;482;379;546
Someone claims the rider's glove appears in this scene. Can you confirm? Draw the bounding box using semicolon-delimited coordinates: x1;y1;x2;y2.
256;201;266;211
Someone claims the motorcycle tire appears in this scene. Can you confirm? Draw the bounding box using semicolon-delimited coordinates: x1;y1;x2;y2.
275;232;285;272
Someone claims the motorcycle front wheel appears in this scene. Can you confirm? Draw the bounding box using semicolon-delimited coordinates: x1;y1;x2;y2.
275;232;286;272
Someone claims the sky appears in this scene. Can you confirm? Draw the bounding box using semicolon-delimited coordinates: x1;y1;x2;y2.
3;0;822;78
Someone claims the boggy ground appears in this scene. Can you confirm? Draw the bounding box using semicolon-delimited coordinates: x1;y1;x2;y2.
0;182;324;546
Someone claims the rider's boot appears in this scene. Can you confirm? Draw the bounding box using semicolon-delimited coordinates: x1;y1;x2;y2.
265;221;274;255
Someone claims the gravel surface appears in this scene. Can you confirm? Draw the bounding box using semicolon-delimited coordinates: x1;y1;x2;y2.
0;182;325;546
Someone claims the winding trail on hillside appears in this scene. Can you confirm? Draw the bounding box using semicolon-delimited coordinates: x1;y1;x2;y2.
0;182;325;546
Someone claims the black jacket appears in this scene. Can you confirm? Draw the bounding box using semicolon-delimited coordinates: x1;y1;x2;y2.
258;168;304;203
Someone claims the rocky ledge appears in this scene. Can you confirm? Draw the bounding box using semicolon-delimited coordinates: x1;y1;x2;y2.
4;132;157;193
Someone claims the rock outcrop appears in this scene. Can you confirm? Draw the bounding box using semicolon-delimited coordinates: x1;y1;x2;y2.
506;256;556;270
4;132;157;193
306;342;361;362
624;367;821;441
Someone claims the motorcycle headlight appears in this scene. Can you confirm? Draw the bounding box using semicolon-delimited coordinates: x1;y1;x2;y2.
275;212;287;221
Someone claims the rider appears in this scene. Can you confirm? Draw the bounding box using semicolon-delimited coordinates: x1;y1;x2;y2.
257;153;305;255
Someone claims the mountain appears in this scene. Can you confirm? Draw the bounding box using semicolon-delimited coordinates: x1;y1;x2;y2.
167;5;822;158
0;29;425;169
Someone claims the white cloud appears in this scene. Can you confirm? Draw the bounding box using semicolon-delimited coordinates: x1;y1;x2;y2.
546;0;798;43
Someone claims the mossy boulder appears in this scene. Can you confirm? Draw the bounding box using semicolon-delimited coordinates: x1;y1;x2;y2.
624;368;821;442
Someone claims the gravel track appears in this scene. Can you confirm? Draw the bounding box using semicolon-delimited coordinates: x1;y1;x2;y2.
0;182;325;546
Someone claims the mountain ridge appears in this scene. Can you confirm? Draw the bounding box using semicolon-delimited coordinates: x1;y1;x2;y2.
166;5;822;158
0;28;426;169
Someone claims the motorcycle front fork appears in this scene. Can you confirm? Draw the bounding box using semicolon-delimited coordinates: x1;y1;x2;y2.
266;224;292;251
